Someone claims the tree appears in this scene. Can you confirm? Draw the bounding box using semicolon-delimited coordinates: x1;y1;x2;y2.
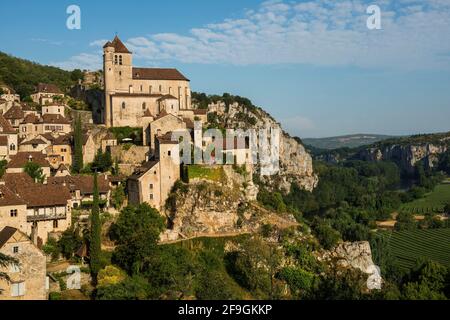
73;114;83;173
89;173;102;284
111;184;125;210
92;149;113;173
71;69;84;82
0;253;18;281
395;212;417;231
110;204;165;274
23;162;45;183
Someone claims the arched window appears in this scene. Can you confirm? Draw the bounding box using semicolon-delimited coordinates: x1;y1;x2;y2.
114;55;118;65
119;55;123;65
142;102;146;110
122;102;126;109
10;143;16;151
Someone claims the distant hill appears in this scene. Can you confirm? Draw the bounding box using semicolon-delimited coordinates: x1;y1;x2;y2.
303;134;397;150
0;51;81;98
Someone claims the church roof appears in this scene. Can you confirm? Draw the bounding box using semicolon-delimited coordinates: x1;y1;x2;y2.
107;36;132;54
0;113;17;133
132;68;189;81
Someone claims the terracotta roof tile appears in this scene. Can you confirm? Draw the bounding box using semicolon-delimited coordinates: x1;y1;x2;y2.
109;36;131;54
132;68;189;81
129;161;159;180
3;104;24;120
42;114;71;125
7;152;50;169
35;83;63;94
48;175;111;195
0;113;16;134
0;185;27;207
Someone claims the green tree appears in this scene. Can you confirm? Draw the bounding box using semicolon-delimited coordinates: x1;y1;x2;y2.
89;173;102;284
73;114;84;173
111;184;126;210
96;276;150;300
110;204;165;274
23;162;45;183
395;212;417;231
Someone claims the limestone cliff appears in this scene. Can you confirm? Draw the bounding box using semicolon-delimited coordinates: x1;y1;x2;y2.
160;165;298;242
358;141;448;175
208;101;318;192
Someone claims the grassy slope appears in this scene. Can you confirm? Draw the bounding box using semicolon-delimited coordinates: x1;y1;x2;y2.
303;134;396;150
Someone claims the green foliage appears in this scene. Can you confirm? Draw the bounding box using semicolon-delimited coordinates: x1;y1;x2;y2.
42;237;61;261
58;228;83;260
257;189;287;213
96;276;150;300
395;212;417;231
111;184;126;210
92;149;113;173
23;161;45;183
97;265;127;288
109;127;143;145
73;114;83;173
0;51;74;97
311;219;341;250
400;184;450;215
0;252;19;281
110;204;165;274
89;173;102;282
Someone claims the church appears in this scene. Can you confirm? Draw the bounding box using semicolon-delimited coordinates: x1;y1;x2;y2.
103;36;192;128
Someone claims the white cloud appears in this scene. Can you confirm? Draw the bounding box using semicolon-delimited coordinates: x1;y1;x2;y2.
51;53;102;71
123;0;450;70
55;0;450;71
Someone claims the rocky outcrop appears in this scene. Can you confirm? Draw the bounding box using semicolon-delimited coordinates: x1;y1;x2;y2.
358;143;448;175
160;165;297;242
320;242;376;274
208;102;318;192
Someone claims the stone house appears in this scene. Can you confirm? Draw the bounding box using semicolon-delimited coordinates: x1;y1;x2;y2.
0;185;28;235
42;114;71;135
103;36;192;127
128;133;180;210
0;227;47;300
41;104;66;117
0;84;20;103
4;104;24;129
31;83;64;105
1;173;73;245
48;174;112;209
6;152;52;179
42;134;72;170
0;114;18;160
146;112;186;151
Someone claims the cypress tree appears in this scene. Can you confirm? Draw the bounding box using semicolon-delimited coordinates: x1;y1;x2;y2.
73;114;84;173
90;172;102;284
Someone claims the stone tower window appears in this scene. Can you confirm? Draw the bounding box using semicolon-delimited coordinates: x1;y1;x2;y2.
142;102;146;110
159;85;162;93
114;55;118;65
122;102;126;109
119;55;123;65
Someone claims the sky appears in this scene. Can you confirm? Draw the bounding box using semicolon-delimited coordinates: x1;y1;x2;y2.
0;0;449;138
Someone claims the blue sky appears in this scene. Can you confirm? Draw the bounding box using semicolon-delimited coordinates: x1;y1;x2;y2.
0;0;449;138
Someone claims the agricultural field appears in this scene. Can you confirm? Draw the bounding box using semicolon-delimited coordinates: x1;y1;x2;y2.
187;165;225;182
388;228;450;269
400;183;450;215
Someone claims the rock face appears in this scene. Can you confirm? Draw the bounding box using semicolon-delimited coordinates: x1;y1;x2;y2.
322;242;376;275
358;143;448;175
208;102;318;192
160;165;297;242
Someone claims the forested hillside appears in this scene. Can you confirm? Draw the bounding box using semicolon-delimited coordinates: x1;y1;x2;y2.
0;51;82;98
